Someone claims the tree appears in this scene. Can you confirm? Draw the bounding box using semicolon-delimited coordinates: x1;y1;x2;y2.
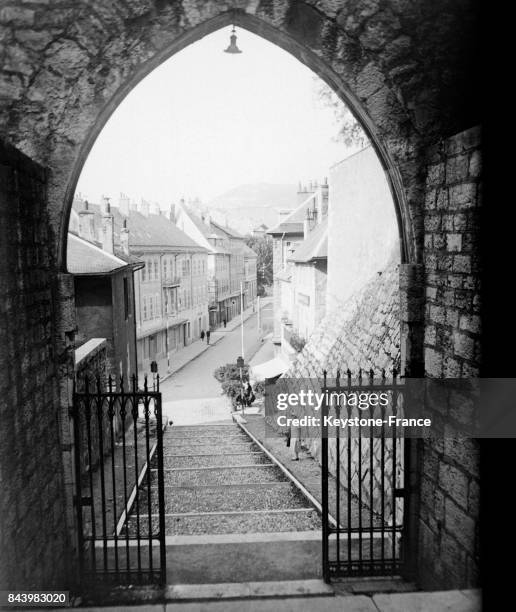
314;79;368;148
244;234;273;288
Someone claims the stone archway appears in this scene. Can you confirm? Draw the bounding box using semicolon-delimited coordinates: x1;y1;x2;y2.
59;11;412;269
0;0;481;592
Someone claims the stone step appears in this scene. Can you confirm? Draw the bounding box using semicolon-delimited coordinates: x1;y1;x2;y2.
165;538;323;584
159;465;289;487
165;424;240;434
160;442;260;455
163;453;271;468
136;482;313;513
126;508;322;536
163;435;250;446
165;579;334;600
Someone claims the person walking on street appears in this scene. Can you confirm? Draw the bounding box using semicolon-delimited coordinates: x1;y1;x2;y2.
245;382;255;407
288;402;301;461
200;330;205;342
223;319;226;328
206;330;211;345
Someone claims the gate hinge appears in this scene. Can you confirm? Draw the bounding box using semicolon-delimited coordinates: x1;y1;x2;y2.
80;496;92;506
394;488;406;498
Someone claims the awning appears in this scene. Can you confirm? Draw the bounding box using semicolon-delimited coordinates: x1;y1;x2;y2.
250;356;290;381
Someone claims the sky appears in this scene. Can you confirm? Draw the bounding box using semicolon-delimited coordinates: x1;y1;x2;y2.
76;26;360;209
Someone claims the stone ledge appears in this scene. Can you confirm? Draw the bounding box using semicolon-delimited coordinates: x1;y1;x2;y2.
75;336;107;366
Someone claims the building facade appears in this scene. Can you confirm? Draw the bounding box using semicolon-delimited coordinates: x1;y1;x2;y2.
73;195;209;379
174;202;257;329
288;218;328;342
268;181;328;353
67;227;140;383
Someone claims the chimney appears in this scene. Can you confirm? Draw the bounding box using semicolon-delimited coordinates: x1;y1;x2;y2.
168;203;176;222
73;192;85;209
78;200;95;242
102;198;114;254
297;181;315;205
100;194;111;214
303;207;317;237
316;181;329;222
204;213;211;227
119;192;130;217
120;218;130;256
129;199;138;212
140;198;149;216
150;201;160;215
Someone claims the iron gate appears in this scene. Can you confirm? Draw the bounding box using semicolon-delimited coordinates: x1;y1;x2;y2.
72;374;166;586
320;369;410;581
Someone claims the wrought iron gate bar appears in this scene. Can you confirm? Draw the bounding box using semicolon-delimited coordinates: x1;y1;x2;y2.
72;373;166;587
320;367;407;582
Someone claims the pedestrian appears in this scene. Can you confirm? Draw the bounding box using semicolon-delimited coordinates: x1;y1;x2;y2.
206;330;210;345
245;382;255;407
289;422;301;461
200;330;205;342
223;319;226;328
288;403;301;461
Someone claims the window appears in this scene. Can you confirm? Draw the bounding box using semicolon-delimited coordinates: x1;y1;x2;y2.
142;265;146;282
154;260;158;280
143;297;148;320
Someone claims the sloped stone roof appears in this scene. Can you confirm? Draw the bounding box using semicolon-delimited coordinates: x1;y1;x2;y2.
288;219;328;263
73;200;206;252
67;232;129;275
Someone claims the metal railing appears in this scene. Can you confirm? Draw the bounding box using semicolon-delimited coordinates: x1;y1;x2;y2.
320;368;408;581
72;374;166;587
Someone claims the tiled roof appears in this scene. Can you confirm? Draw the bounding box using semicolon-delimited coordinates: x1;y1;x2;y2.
127;211;205;250
288;219;328;263
211;220;244;239
267;193;313;235
72;201;207;252
268;221;304;235
67;233;130;275
188;211;226;241
232;242;258;258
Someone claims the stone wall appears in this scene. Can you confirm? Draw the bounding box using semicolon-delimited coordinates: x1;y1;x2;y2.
0;0;480;270
274;252;401;523
0;142;71;589
416;126;482;589
424;126;481;378
0;0;481;592
75;339;110;477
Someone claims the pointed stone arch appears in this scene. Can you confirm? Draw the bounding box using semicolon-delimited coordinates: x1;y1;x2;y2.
59;9;412;271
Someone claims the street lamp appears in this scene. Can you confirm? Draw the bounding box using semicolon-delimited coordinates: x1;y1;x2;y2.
224;26;243;54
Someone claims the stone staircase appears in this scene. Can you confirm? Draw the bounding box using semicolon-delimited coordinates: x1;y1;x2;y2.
130;421;328;593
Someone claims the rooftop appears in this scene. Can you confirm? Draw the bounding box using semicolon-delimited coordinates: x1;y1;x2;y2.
288;219;328;263
72;200;207;252
267;192;314;236
67;232;133;275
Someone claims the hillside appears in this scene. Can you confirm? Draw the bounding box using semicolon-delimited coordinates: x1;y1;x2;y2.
207;183;297;234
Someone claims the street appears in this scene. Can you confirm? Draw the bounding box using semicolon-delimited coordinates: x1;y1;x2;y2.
159;302;273;424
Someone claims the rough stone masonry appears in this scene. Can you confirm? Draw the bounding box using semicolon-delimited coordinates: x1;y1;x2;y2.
0;0;481;591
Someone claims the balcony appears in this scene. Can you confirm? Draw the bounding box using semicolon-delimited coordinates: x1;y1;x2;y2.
162;276;181;287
